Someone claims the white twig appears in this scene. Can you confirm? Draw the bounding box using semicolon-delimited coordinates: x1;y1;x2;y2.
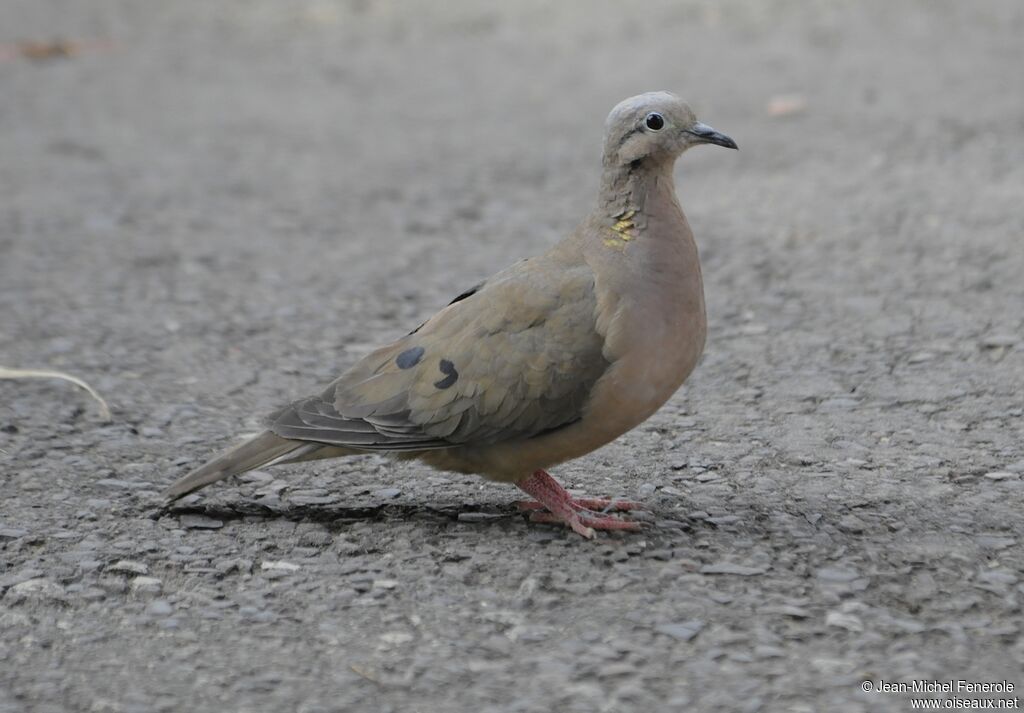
0;366;112;421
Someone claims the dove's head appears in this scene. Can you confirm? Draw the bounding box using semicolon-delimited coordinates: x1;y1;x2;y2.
603;92;737;168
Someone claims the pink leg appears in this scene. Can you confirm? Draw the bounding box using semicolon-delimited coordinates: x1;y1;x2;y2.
515;470;643;539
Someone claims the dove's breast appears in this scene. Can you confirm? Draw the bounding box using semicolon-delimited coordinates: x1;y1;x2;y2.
583;212;707;441
457;213;705;481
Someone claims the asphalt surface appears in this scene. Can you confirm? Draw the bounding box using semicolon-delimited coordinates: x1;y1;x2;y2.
2;2;1023;712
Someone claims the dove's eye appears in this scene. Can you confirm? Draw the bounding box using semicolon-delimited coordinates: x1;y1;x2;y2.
644;112;665;131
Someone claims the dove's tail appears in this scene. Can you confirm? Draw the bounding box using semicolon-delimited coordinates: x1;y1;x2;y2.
163;431;305;501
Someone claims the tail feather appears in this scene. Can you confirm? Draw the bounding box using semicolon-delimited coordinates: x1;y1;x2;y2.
163;431;301;501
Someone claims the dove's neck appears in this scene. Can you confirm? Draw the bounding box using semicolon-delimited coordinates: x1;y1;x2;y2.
598;157;680;219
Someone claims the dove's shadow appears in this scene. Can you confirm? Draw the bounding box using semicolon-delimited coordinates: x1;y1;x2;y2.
156;500;517;533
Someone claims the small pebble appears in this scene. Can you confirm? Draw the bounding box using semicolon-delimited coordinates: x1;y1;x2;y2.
597;662;638;679
238;470;274;484
837;515;866;533
754;645;785;659
108;560;149;575
179;514;224;529
380;631;414;646
297;530;334;547
94;479;149;490
644;549;674;561
458;512;503;523
81;587;107;601
130;577;163;594
255;481;289;496
975;570;1018;586
981;334;1017;348
289;495;340;506
654;620;704;642
215;558;254;575
761;604;810;619
261;561;300;572
700;563;767;576
146;600;173;617
6;578;66;602
818;397;860;410
816;567;860;583
825;610;863;632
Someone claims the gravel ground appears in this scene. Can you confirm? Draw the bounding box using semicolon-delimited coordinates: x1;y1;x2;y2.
2;2;1023;712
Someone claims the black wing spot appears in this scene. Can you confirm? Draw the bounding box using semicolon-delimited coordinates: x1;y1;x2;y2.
433;359;459;389
447;281;484;306
407;282;485;336
395;346;425;369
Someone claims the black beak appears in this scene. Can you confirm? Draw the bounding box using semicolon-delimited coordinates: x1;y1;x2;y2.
687;122;738;150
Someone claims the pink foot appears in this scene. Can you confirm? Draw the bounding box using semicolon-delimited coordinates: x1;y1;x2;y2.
515;470;643;539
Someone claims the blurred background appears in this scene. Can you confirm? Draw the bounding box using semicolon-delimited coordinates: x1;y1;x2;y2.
2;1;1021;405
2;2;1022;712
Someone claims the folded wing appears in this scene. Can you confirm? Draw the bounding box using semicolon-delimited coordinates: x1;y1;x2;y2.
269;257;609;451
